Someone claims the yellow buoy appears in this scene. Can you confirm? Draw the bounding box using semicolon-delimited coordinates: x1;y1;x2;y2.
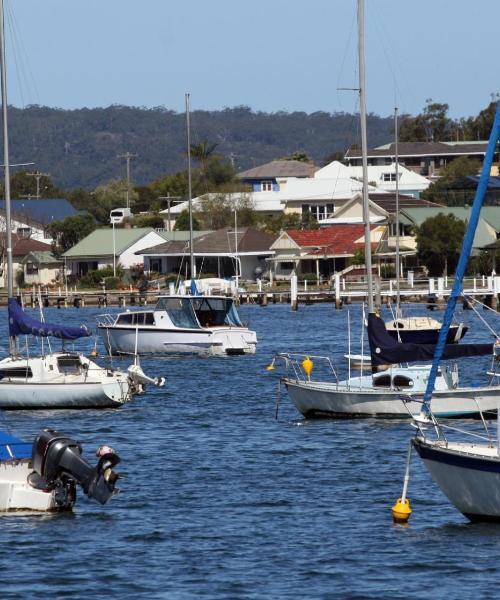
391;497;412;524
90;350;98;358
266;363;275;371
302;356;313;378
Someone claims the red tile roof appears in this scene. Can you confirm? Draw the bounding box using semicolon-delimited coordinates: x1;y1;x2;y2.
11;236;52;257
286;224;373;256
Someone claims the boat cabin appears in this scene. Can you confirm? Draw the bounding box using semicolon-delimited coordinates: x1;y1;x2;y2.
154;296;243;330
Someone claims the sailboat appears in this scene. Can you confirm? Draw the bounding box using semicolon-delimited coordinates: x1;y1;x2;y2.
0;0;120;511
0;8;162;409
268;0;500;419
397;100;500;523
97;94;257;356
384;106;467;345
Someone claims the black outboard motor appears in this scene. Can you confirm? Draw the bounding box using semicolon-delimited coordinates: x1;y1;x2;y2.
31;429;120;506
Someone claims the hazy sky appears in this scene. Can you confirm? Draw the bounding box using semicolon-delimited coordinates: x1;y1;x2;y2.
4;0;500;119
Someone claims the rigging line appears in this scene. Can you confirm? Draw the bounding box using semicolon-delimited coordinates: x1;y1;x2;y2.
335;4;357;115
5;2;39;107
467;296;500;339
365;0;410;117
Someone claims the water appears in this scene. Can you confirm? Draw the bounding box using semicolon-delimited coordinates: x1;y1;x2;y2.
1;302;500;599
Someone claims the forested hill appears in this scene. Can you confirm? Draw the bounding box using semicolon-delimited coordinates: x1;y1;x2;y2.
4;105;393;189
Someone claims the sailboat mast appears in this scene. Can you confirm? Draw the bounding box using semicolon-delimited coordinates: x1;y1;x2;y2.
0;0;11;299
185;93;195;281
357;0;374;314
394;107;401;314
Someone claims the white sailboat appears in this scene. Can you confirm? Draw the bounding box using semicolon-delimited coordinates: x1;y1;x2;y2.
395;99;500;523
97;94;257;356
0;0;120;511
269;0;500;419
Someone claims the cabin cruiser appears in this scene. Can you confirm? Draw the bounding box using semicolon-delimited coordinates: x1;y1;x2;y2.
98;295;257;356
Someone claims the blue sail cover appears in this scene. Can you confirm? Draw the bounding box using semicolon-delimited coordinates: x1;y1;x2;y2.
0;430;31;460
8;298;91;340
367;314;493;368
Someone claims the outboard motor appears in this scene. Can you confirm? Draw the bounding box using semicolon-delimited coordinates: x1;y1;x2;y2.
31;429;120;506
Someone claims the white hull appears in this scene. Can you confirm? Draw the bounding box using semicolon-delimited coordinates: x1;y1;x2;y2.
0;460;60;512
414;437;500;521
99;325;257;356
0;354;133;409
0;379;129;409
285;378;500;418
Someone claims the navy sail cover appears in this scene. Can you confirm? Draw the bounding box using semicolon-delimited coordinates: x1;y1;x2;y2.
8;298;91;340
367;313;493;367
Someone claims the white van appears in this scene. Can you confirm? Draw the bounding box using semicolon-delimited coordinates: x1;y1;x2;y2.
110;207;132;224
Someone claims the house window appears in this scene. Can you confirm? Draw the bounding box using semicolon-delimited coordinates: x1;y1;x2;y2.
279;261;295;271
26;262;38;275
302;204;335;221
382;173;401;182
149;258;162;273
17;227;31;238
261;180;273;192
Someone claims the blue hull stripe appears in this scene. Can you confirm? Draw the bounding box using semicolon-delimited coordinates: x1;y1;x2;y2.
413;438;500;474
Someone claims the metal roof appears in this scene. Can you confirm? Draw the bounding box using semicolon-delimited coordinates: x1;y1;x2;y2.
0;198;84;225
63;228;155;258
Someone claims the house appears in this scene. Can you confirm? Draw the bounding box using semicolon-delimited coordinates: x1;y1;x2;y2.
269;224;384;280
0;236;54;287
236;159;315;192
315;160;431;198
345;141;495;179
63;228;168;276
21;251;63;285
138;227;277;280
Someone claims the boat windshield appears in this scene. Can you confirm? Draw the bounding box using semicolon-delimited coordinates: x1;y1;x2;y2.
190;297;243;328
156;297;200;329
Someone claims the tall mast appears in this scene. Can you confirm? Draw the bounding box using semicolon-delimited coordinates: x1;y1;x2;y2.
357;0;374;313
185;93;195;281
394;106;401;315
0;0;11;299
0;0;14;356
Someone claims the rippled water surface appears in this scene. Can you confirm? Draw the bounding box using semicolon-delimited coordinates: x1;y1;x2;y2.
1;301;500;599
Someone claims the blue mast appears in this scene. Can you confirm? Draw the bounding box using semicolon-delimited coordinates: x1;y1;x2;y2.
422;101;500;409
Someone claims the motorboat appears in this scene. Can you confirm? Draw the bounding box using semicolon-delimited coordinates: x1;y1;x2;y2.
0;428;121;511
97;294;257;355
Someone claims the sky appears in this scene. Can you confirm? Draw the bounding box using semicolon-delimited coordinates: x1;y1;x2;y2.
4;0;500;120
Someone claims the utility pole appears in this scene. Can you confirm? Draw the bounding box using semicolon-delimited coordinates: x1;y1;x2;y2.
27;170;50;199
117;152;137;209
158;195;182;231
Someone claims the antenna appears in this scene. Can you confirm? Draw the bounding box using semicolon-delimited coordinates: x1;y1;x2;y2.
117;152;137;209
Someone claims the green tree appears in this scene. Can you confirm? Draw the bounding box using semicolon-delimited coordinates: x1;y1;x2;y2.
198;193;233;229
399;101;452;142
421;156;482;204
416;213;466;276
47;214;96;256
2;171;63;199
92;179;139;223
281;151;311;162
129;213;165;228
174;209;201;231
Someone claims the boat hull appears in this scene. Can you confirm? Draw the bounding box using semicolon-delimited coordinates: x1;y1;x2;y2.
98;325;257;356
413;437;500;521
0;380;128;409
285;378;500;418
0;460;60;511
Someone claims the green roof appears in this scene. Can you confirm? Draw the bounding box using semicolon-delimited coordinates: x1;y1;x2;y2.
401;207;497;251
63;228;154;258
22;251;61;265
